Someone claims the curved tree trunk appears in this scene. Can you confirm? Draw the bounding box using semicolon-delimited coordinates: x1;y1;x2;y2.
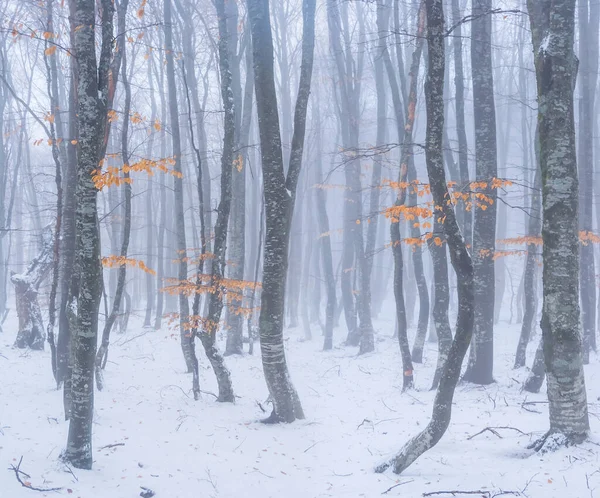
195;0;238;403
248;0;316;423
376;0;474;473
429;216;452;390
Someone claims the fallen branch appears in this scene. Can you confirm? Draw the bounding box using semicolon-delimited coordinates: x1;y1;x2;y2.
521;400;548;414
303;441;322;453
467;426;529;440
9;456;62;492
382;479;414;494
200;390;218;399
99;442;125;450
422;491;520;498
423;492;491;497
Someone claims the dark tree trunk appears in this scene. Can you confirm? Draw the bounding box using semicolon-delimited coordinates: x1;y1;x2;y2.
196;0;238;404
451;0;471;243
429;217;452;390
65;0;113;470
225;7;250;356
523;336;545;393
527;0;590;449
376;0;474;473
462;0;497;385
96;2;131;389
514;166;541;368
164;0;193;373
248;0;316;423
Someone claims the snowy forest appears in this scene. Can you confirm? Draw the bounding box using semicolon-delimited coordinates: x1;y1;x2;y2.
0;0;598;496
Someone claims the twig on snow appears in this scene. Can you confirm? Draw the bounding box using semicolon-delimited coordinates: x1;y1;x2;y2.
98;442;125;450
9;456;62;492
63;463;78;482
357;418;372;430
303;440;322;453
382;480;414;494
423;491;491;497
380;399;397;412
467;426;529;440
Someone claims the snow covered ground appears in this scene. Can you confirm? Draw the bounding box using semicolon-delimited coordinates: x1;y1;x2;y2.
2;310;600;498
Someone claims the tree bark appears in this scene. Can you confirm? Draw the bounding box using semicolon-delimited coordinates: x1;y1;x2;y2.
248;0;316;422
12;230;54;350
65;0;113;470
462;0;497;385
527;0;590;449
164;0;193;372
376;0;474;473
514;166;541;368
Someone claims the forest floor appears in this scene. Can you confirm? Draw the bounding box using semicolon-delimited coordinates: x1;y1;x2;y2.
2;309;600;498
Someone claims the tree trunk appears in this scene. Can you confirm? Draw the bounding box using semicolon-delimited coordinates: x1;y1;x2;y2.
527;0;590;450
462;0;497;385
65;0;113;470
12;230;54;350
196;0;238;404
225;10;251;356
376;0;474;473
313;92;336;351
96;2;131;388
514;165;541;368
451;0;471;244
248;0;316;422
429;217;452;390
164;0;193;373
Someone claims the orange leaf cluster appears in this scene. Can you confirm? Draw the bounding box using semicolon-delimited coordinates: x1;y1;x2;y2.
161;274;262;300
92;157;182;189
102;255;156;275
384;204;433;223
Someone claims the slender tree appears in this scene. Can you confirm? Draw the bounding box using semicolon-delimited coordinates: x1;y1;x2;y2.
376;0;474;473
462;0;497;385
248;0;316;422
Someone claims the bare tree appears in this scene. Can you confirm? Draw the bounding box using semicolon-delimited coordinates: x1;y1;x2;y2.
376;0;474;473
248;0;316;422
526;0;589;450
64;0;114;470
